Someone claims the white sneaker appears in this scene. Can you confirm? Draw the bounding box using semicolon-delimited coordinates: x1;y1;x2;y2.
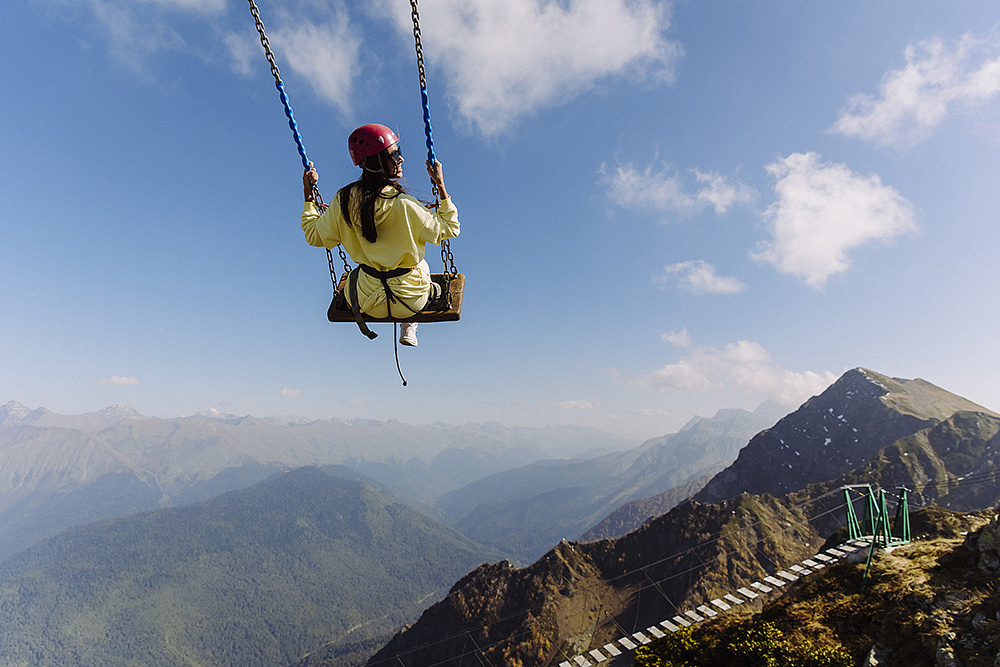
399;322;418;347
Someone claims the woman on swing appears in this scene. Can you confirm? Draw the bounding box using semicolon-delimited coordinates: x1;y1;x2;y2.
301;123;459;347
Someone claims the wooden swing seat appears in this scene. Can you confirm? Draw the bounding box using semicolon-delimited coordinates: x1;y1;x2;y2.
327;273;464;323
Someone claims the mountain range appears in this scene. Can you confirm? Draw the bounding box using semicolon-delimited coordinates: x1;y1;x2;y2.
0;397;773;665
0;404;634;562
4;367;999;667
363;368;1000;666
435;405;780;561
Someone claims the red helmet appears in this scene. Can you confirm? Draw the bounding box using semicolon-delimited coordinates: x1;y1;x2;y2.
348;124;399;166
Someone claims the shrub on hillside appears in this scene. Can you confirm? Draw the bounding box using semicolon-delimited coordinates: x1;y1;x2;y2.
633;621;851;667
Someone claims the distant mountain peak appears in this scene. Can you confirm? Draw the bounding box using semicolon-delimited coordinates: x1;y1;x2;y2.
102;403;136;412
694;368;996;504
0;401;31;425
97;404;142;419
1;402;143;430
0;401;52;427
194;408;241;421
850;367;998;419
710;408;750;421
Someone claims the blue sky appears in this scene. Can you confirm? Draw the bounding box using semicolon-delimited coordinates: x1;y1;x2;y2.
2;0;999;441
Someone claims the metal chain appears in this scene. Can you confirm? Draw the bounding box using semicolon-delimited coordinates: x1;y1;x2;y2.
248;0;281;84
409;0;436;170
410;0;459;276
441;240;457;275
247;0;351;286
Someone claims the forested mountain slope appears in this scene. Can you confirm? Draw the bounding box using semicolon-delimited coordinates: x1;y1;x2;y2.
367;494;823;667
0;466;498;667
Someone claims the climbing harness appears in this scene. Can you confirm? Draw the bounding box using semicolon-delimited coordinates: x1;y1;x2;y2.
247;0;465;385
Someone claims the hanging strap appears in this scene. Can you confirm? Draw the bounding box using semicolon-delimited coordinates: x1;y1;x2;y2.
360;265;421;319
347;268;378;340
348;266;416;387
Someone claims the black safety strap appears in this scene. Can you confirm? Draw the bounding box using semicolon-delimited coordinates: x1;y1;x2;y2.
347;268;378;339
346;264;421;339
359;264;421;319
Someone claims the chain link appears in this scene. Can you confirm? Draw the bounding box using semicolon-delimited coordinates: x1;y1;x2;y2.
247;0;353;287
248;0;281;84
410;0;437;171
440;240;457;276
410;0;458;276
410;0;428;92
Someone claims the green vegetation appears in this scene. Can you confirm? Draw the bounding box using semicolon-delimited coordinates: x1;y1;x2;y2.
0;467;497;667
635;508;1000;667
634;621;851;667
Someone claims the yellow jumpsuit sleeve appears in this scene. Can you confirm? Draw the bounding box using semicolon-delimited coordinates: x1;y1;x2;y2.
301;201;341;248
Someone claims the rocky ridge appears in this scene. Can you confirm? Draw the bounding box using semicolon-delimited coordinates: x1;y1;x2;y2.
694;368;997;504
363;369;1000;667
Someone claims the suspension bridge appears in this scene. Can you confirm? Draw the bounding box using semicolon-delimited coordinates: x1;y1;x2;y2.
555;484;911;667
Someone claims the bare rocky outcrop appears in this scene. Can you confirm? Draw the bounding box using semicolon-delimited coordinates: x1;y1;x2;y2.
695;368;996;504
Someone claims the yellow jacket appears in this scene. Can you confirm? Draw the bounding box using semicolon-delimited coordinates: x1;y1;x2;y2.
302;187;459;318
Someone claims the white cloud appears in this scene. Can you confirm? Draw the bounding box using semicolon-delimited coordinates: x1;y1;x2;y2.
80;2;183;68
656;260;746;295
224;32;258;78
832;33;1000;146
270;16;361;119
632;337;837;406
63;0;678;131
74;0;225;15
221;4;361;118
48;0;227;69
661;328;692;347
637;357;715;393
693;169;756;214
376;0;682;136
280;387;302;398
752;152;916;288
138;0;225;12
98;376;140;386
604;163;754;217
